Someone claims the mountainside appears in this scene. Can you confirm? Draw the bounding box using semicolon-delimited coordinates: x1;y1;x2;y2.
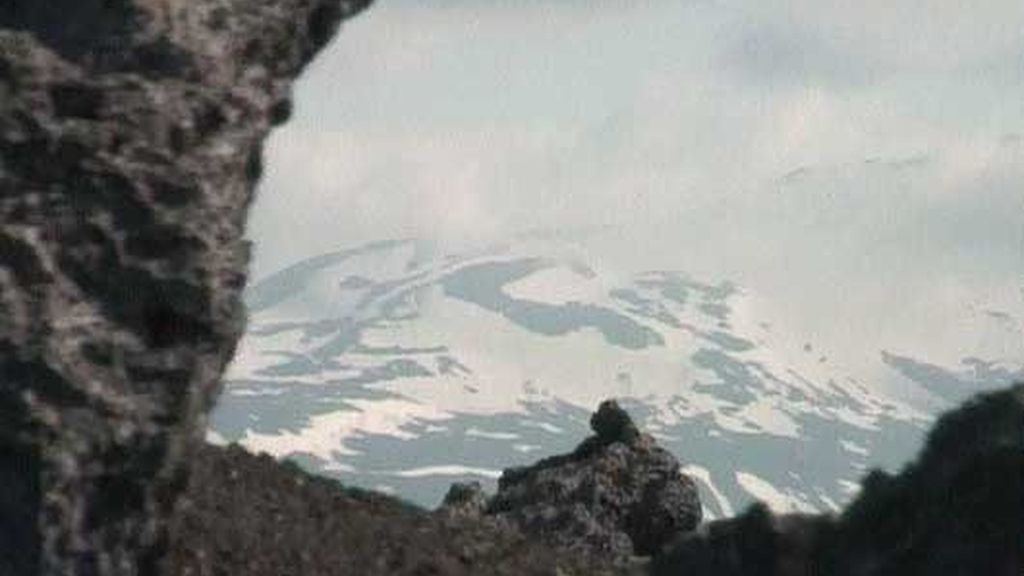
209;237;1023;515
174;385;1024;576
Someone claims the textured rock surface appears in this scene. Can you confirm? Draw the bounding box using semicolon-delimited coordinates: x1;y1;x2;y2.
164;444;633;576
481;400;702;562
651;384;1024;576
439;481;490;519
0;1;370;573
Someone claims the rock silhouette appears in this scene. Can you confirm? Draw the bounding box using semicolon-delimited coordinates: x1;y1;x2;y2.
651;384;1024;576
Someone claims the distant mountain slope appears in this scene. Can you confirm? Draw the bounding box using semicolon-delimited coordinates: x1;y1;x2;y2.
210;238;1023;514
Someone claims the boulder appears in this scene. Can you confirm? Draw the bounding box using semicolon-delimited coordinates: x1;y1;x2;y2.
440;481;489;519
487;400;702;561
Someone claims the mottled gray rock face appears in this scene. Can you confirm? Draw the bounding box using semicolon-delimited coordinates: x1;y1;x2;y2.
0;1;370;574
481;401;702;562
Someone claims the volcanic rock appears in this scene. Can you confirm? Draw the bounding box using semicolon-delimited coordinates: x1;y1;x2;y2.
163;444;629;576
487;400;702;562
591;399;642;445
0;1;370;573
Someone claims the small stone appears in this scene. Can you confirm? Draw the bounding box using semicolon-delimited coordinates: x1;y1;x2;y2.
440;481;488;518
591;400;640;445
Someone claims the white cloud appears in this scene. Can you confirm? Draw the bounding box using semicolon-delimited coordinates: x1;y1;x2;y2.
245;1;1024;374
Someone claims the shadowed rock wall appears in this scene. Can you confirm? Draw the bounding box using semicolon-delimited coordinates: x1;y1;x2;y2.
0;1;370;573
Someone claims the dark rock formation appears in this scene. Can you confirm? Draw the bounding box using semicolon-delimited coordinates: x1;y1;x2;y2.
0;1;370;573
163;444;630;576
824;382;1024;575
650;504;833;576
474;401;702;562
164;402;680;575
651;384;1024;576
591;399;642;444
440;481;490;519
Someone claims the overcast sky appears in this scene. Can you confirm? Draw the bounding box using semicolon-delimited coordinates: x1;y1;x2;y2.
245;1;1024;380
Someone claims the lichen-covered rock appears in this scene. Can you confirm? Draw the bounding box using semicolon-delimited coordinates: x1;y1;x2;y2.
0;1;370;574
487;400;702;562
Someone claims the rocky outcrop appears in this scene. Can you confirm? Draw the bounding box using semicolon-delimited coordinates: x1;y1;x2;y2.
651;384;1024;576
0;1;370;574
441;401;703;563
163;444;631;576
164;401;689;575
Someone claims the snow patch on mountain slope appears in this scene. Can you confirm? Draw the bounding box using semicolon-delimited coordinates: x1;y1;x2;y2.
238;398;451;462
735;471;817;514
681;464;734;520
393;465;503;479
504;263;607;306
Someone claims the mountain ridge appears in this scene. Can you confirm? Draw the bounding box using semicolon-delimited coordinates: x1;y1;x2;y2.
176;385;1024;575
212;238;1022;515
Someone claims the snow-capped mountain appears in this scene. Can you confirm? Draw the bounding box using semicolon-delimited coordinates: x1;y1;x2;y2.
209;237;1023;517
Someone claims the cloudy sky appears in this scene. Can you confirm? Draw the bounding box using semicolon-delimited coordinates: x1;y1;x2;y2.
245;1;1023;381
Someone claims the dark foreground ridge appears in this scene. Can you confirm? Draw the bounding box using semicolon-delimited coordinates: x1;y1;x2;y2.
651;383;1024;576
164;444;628;576
162;389;1022;576
163;401;687;575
